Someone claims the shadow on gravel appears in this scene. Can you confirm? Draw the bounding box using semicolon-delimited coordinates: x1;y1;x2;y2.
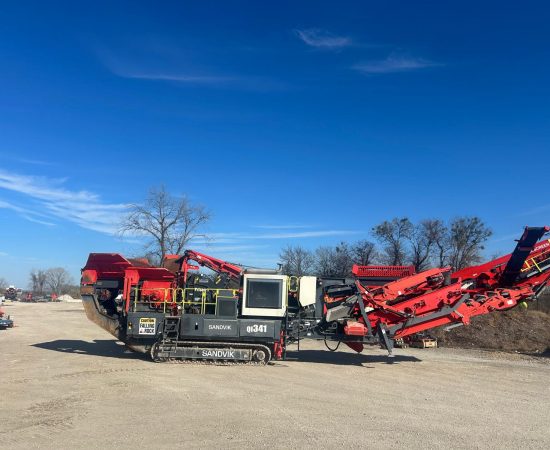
32;341;423;365
32;339;147;360
285;350;421;366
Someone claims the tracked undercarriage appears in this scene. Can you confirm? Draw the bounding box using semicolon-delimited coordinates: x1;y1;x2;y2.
150;341;272;365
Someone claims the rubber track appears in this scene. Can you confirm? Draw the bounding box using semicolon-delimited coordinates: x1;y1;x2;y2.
150;340;272;366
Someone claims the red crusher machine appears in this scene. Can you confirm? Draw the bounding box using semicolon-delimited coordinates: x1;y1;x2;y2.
80;226;550;364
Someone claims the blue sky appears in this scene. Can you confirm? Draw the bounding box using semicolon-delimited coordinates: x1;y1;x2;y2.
1;1;549;287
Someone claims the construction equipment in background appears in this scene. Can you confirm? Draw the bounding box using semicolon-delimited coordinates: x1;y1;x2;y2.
4;286;18;301
80;226;550;364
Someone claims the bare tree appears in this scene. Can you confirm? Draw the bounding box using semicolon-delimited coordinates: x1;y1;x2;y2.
333;242;354;277
0;277;8;291
448;217;492;270
372;218;413;265
315;246;337;277
45;268;73;294
313;243;353;278
351;240;378;266
279;245;315;276
407;219;445;271
427;219;450;267
120;185;210;265
29;269;47;295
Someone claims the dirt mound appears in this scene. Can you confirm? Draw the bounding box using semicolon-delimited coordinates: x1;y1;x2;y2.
432;308;550;354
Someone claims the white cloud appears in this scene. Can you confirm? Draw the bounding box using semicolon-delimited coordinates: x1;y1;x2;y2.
97;49;287;91
108;67;287;91
353;55;438;74
0;170;127;234
96;47;234;86
0;199;56;226
111;70;235;85
0;199;30;212
204;230;359;241
15;158;55;166
195;244;269;253
18;215;56;227
256;230;358;239
0;154;56;166
295;29;352;49
253;224;314;230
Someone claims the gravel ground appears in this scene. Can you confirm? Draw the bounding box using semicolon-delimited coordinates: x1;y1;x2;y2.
1;302;549;449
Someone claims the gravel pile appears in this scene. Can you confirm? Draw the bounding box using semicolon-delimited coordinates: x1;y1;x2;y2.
432;306;550;354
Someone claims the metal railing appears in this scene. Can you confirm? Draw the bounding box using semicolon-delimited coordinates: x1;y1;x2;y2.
522;248;550;274
131;287;238;314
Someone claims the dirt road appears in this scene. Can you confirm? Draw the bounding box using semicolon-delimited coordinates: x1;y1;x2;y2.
1;302;549;449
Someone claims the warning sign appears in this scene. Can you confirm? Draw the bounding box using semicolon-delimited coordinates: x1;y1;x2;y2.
138;317;156;335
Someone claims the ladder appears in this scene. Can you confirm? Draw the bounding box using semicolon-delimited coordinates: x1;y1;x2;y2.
160;316;181;357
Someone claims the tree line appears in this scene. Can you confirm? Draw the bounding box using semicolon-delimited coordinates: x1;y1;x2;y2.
0;269;77;297
28;267;75;296
279;217;492;277
118;186;493;277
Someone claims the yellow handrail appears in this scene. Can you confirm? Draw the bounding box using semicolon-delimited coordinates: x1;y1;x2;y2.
521;248;550;273
131;287;238;314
